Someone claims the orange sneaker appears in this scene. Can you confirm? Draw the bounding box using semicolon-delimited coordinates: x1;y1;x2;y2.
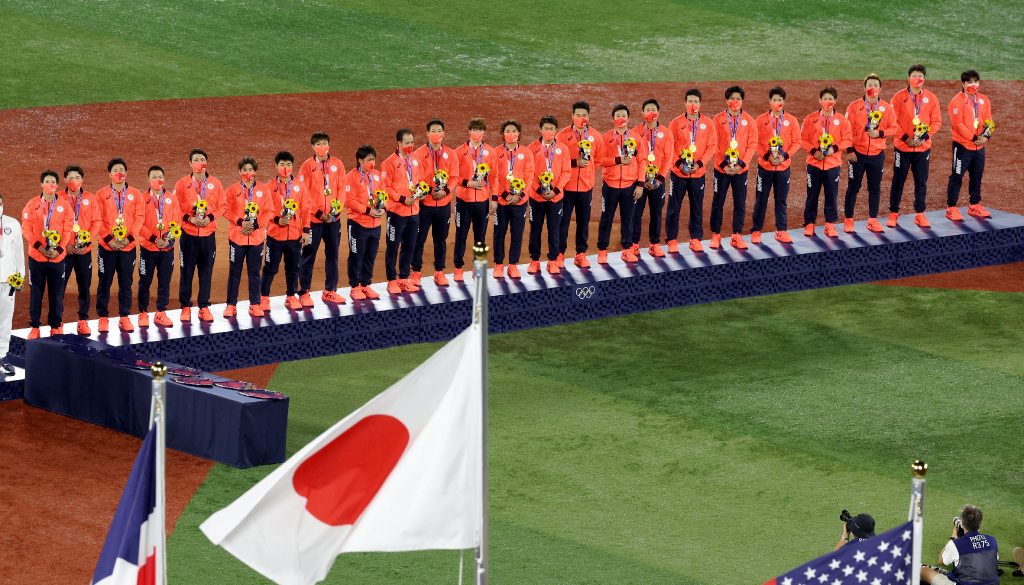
824;223;838;238
223;305;236;318
630;243;640;257
886;212;899;228
574;253;590;268
119;317;134;332
597;250;609;264
299;292;314;307
453;267;465;282
154;312;172;327
98;317;109;332
248;305;265;318
775;231;793;243
803;224;816;237
410;271;422;285
914;213;931;228
199;307;214;322
546;260;560;274
138;312;150;327
285;296;302;310
751;231;762;244
527;261;541;274
946;207;964;221
388;280;402;294
730;234;747;249
259;296;270;311
363;286;380;300
492;264;504;278
689;239;704;252
350;286;367;301
843;218;855;233
322;290;346;304
50;325;63;336
28;327;41;339
179;307;191;322
649;244;665;257
709;233;722;249
507;265;521;278
621;248;638;262
556;253;565;268
77;320;91;335
434;271;449;286
967;204;991;218
866;218;884;233
667;239;680;253
398;279;420;292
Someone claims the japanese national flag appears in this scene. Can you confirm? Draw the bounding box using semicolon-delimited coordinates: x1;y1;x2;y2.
201;325;484;585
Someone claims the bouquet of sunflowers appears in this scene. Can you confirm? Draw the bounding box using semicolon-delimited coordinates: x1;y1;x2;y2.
866;110;883;132
165;221;182;245
623;137;638;158
372;190;389;211
433;169;449;190
76;229;92;247
818;134;835;155
111;224;128;241
981;119;995;139
769;135;784;155
724;147;740;166
194;199;209;220
578;139;592;161
328;198;343;219
473;162;490;183
410;180;430;201
282;198;298;219
913;123;930;141
645;164;660;187
508;177;526;198
7;272;24;291
244;201;260;222
43;229;61;251
538;170;554;195
680;147;696;173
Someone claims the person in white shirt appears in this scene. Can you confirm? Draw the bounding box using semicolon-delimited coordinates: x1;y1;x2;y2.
0;193;25;375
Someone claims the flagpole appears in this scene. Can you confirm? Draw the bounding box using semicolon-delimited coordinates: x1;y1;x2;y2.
472;242;490;585
151;363;168;585
909;460;927;585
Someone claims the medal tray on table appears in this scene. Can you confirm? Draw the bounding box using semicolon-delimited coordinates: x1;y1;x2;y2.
214;380;256;391
237;389;287;400
172;376;214;387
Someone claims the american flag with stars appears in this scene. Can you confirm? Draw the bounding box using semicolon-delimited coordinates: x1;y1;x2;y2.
763;521;914;585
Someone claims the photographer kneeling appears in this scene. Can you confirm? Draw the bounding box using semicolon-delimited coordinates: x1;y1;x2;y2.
921;504;998;585
835;510;876;551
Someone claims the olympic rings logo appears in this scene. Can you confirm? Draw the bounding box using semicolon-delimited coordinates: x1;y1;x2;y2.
575;285;596;300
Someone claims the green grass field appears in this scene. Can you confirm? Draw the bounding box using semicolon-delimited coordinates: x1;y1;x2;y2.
2;0;1022;109
168;285;1024;584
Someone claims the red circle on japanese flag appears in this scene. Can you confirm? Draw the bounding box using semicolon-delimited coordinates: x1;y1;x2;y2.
292;414;410;526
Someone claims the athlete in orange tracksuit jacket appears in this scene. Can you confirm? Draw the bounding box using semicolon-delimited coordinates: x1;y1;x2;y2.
411;119;460;286
489;120;535;278
452;119;496;280
136;166;181;328
262;152;312;311
945;69;995;220
710;86;759;250
800;88;853;237
223;158;274;317
297;132;347;305
95;158;146;332
527;115;572;274
380;129;426;293
843;74;899;233
554;101;605;268
629;99;675;256
344;147;386;301
22;170;73;337
173;148;224;321
752;87;802;243
61;165;102;334
887;64;942;228
597;104;644;263
667;88;718;252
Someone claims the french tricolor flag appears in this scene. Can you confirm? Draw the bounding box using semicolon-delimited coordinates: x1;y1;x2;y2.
91;427;165;585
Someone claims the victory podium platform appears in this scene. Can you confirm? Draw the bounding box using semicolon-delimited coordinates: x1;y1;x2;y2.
5;208;1023;392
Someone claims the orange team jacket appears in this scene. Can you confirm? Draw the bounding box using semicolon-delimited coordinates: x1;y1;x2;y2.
527;139;572;203
22;195;74;263
948;91;994;151
265;176;311;242
94;184;146;252
712;110;759;173
454;142;497;203
600;129;643;189
344;168;385;229
63;187;102;254
490;144;536;206
754;111;802;171
413;144;460;207
800;110;854;171
298;155;347;225
629;122;675;183
666;113;718;179
845;98;899;157
173;173;225;237
138;189;182;253
223;181;274;246
890;87;942;153
380;151;425;217
554;124;604;192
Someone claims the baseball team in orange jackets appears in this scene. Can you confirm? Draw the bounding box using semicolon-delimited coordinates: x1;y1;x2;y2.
18;65;997;337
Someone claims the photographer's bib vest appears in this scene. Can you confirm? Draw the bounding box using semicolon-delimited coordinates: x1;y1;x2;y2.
950;531;998;585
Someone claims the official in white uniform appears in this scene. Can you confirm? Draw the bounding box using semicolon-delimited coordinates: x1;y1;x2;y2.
0;194;25;374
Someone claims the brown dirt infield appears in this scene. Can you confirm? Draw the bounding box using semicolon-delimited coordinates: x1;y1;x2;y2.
0;81;1020;583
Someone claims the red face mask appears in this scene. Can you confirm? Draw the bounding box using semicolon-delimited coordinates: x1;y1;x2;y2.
643;111;659;122
820;99;836;111
66;178;83;191
540;130;556;141
770;102;784;112
428;132;445;145
908;77;925;89
469;130;485;142
727;99;742;111
240;172;256;182
362;160;375;171
965;83;980;94
42;183;58;195
150;179;165;190
686;103;700;114
613;117;628;128
573;115;588;128
313;144;330;158
865;86;880;98
191;161;207;174
503;132;519;144
401;144;415;154
111;172;126;183
277;166;291;178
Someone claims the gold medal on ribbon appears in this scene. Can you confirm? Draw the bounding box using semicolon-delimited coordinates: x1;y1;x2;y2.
912;116;920;125
973;119;980;130
506;174;515;182
324;188;331;197
647;153;656;162
729;139;738;149
116;216;125;226
72;223;80;233
688;143;698;153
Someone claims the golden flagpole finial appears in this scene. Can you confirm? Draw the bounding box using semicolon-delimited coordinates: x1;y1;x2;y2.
151;362;168;379
473;242;490;261
911;460;928;478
